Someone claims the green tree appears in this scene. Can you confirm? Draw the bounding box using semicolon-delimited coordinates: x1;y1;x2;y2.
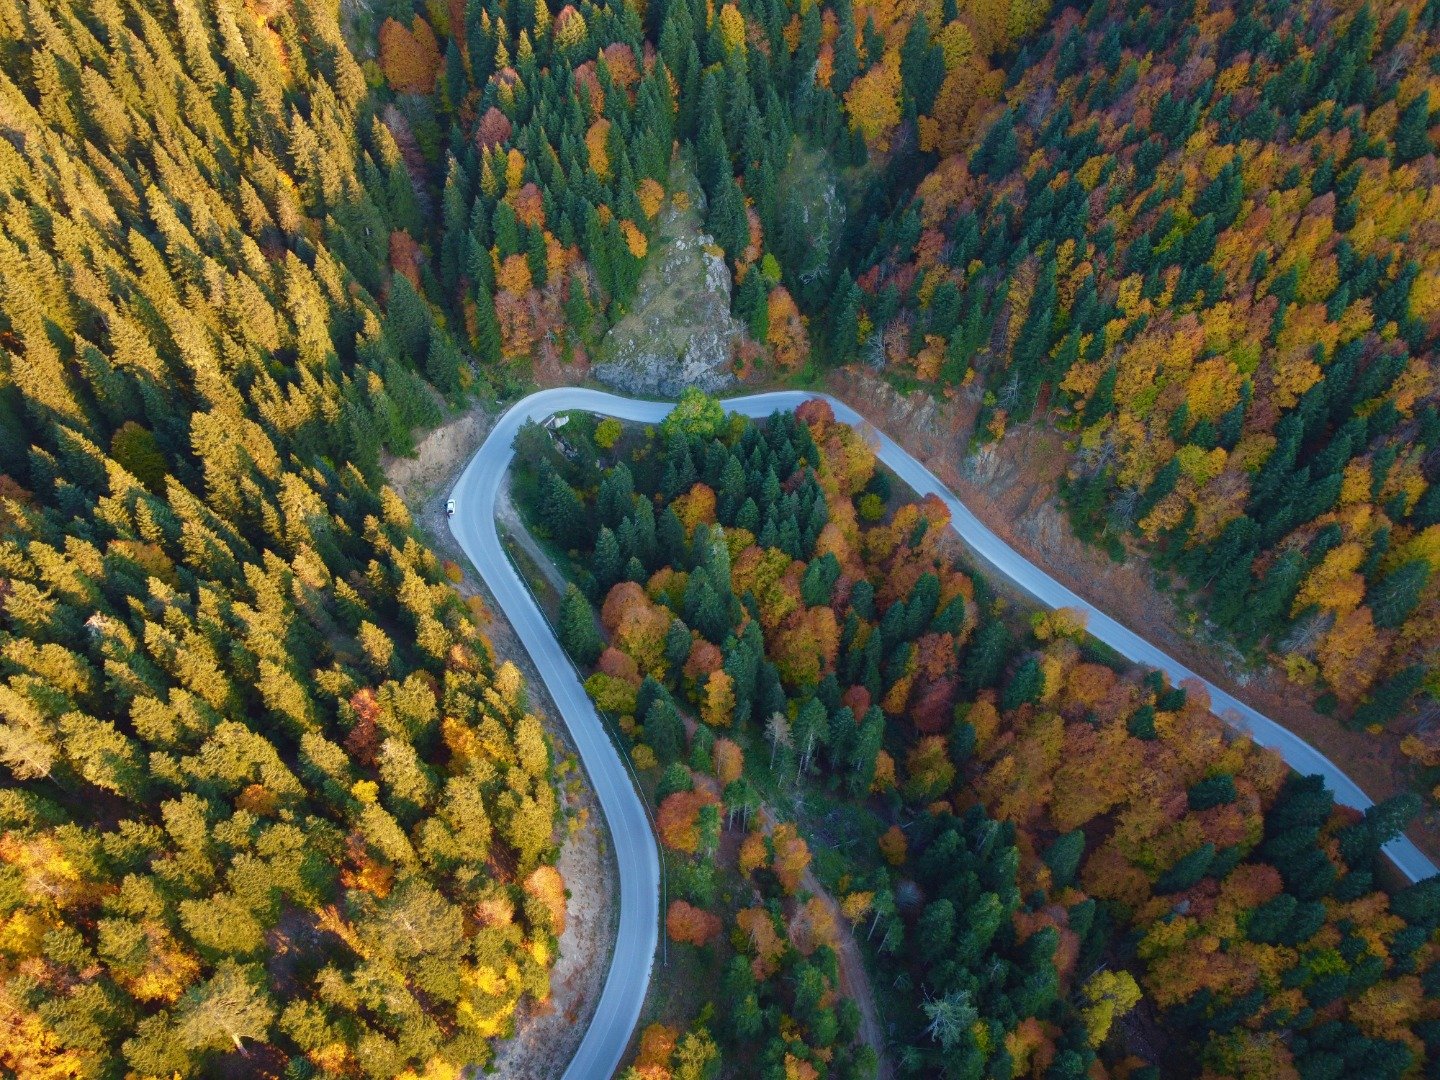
174;962;276;1056
1001;655;1044;711
1155;843;1216;894
1369;560;1430;629
962;621;1009;692
594;526;623;590
661;388;726;440
645;697;687;764
109;422;169;493
1044;830;1086;889
665;619;694;674
1188;774;1238;810
387;273;434;361
560;585;603;664
539;466;588;549
425;330;466;396
1350;666;1427;729
1394;90;1434;162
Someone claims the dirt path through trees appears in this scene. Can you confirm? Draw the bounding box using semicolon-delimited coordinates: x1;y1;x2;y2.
646;653;897;1074
756;807;894;1080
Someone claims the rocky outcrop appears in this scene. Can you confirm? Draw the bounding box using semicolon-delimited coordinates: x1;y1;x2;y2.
592;167;741;397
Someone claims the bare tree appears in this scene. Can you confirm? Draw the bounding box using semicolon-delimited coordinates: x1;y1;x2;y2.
765;712;792;768
1280;609;1334;655
996;372;1022;412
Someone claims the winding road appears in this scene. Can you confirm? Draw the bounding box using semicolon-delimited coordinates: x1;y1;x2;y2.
449;387;1437;1079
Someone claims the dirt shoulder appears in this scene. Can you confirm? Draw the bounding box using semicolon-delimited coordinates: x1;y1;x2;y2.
383;403;619;1080
495;480;570;598
823;368;1440;864
381;401;494;509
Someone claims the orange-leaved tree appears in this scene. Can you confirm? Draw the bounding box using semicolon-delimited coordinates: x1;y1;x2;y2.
378;17;441;94
667;899;723;946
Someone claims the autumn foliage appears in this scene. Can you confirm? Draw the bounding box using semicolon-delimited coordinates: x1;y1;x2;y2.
845;0;1440;761
379;17;441;94
766;286;809;370
667;899;722;946
553;399;1440;1079
656;788;720;853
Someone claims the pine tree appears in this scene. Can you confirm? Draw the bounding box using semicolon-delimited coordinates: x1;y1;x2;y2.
645;697;686;764
1369;560;1430;629
539;467;588;549
1350;666;1426;729
664;619;693;675
1394;91;1434;163
1045;831;1086;889
1155;843;1216;894
706;175;750;264
971;109;1019;177
387;274;434;362
1000;655;1044;711
594;527;623;591
830;271;863;363
473;284;504;363
848;707;884;796
560;585;603;664
963;622;1010;692
173;962;276;1055
425;330;465;396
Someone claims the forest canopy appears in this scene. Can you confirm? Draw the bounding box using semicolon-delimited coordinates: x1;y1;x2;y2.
355;0;1439;746
0;0;564;1075
2;0;1440;1074
526;398;1440;1079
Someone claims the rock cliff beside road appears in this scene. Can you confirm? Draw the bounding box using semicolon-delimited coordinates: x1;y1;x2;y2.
592;165;741;398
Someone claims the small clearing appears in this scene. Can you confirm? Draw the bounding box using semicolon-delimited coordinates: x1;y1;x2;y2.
779;145;844;285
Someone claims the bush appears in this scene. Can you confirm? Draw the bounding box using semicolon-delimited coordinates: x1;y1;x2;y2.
596;417;623;449
857;492;886;521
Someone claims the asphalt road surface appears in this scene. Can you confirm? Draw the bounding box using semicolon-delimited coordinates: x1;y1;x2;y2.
450;387;1436;1078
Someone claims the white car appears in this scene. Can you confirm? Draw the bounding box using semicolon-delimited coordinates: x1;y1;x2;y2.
445;499;456;517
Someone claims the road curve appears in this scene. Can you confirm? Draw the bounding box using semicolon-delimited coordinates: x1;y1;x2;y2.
451;387;1436;1076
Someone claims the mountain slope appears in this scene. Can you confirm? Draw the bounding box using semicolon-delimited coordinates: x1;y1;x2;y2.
0;1;564;1074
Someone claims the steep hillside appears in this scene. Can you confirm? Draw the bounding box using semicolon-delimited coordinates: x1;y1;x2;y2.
0;1;564;1074
846;0;1440;750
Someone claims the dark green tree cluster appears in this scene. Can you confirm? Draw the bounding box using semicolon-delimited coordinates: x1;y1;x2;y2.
877;807;1091;1080
658;0;866;292
533;406;1070;1075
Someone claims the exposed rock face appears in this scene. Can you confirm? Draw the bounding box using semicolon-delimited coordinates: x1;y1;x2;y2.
592;166;741;398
